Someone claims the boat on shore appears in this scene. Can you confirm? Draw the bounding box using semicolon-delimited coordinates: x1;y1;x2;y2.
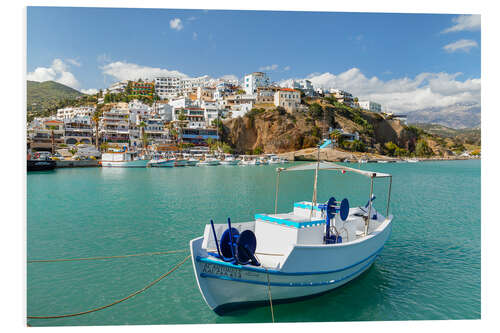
190;156;393;315
101;150;149;168
406;158;419;163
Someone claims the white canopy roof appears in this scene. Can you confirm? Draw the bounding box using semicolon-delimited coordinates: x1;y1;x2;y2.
278;161;391;178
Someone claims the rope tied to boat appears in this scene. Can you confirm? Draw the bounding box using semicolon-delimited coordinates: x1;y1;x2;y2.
27;249;189;263
264;267;275;323
27;254;191;320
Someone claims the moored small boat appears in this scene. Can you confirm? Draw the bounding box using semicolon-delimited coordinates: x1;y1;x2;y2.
190;157;394;315
220;155;240;165
101;150;149;168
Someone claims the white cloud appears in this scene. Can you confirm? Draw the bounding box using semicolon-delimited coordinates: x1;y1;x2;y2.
282;67;480;113
27;58;80;89
443;39;478;53
80;88;98;95
66;58;81;67
101;61;189;81
442;14;481;33
192;32;198;40
169;18;183;31
97;53;111;64
284;66;291;71
219;74;239;82
259;64;279;71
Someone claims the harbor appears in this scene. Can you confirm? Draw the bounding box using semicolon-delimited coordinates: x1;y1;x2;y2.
27;159;481;326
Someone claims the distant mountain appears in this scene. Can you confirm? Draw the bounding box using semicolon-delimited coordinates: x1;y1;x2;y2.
405;103;480;129
27;80;84;115
411;122;481;146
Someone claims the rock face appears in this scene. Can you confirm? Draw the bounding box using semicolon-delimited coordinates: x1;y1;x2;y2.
224;111;325;154
223;107;419;155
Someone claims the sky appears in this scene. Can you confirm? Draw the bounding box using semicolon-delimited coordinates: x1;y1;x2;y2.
26;7;481;113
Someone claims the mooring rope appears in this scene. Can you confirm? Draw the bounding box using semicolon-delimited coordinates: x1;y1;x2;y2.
27;249;189;263
264;267;275;323
27;254;191;320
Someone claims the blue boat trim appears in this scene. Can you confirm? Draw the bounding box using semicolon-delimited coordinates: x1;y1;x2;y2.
200;254;377;287
196;243;385;276
293;202;323;212
254;214;325;228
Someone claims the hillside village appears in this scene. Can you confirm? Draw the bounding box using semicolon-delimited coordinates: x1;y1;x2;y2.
27;71;480;160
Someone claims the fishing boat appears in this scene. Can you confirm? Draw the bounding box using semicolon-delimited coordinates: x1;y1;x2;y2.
240;157;260;166
147;155;176;167
101;150;149;168
268;155;282;164
258;157;270;165
220;155;240;165
198;155;221;166
190;156;393;315
186;157;199;166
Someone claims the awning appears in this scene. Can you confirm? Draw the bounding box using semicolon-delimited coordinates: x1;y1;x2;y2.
277;161;391;178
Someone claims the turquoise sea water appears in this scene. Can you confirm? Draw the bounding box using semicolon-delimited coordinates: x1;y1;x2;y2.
27;160;481;326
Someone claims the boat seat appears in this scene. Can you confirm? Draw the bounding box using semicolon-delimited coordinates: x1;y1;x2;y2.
255;213;324;229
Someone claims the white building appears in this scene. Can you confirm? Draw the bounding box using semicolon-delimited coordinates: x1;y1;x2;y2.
243;72;270;95
128;99;152;123
56;106;96;120
169;97;196;109
107;80;129;94
154;76;181;99
358;101;382;113
330;89;355;108
154;103;174;122
201;100;220;126
229;103;254;118
173;107;206;128
274;88;301;112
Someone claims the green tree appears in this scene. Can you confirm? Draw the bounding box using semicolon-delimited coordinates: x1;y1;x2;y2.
384;141;398;156
276;106;286;115
415;139;433;157
351;139;366;152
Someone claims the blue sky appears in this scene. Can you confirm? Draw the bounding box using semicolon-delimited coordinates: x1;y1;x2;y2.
27;7;481;113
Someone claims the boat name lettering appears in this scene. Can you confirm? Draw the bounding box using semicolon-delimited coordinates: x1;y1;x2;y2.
201;263;242;279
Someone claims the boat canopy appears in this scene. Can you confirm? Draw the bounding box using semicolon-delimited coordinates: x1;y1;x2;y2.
277;161;391;178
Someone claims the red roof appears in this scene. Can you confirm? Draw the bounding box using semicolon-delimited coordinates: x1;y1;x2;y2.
44;120;63;124
280;88;298;92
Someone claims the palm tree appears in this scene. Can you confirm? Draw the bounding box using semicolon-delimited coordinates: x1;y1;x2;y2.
46;125;58;154
138;121;147;149
330;129;343;147
91;112;101;150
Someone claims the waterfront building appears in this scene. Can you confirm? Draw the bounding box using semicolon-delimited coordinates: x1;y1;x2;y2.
56;106;96;120
63;116;93;145
180;127;219;146
359;100;382;113
100;108;130;149
154;102;174;122
274;88;301;112
243;72;270;95
255;86;279;105
201;100;220;126
31;119;65;151
154;76;182;99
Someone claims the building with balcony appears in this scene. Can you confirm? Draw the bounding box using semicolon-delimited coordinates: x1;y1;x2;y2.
100;108;130;148
274;88;301;112
329;89;355;108
180;127;219;146
64;116;93;145
154;76;181;99
173;107;206;128
31;119;65;151
129;81;154;98
243;72;270;95
56;106;96;120
359;100;382;113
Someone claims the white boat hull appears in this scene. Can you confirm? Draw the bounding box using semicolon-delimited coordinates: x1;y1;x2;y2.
220;160;240;165
101;159;149;167
190;217;392;315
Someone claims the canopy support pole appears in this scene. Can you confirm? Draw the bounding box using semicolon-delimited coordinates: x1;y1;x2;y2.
386;176;392;217
365;175;375;236
274;171;281;215
310;146;320;218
